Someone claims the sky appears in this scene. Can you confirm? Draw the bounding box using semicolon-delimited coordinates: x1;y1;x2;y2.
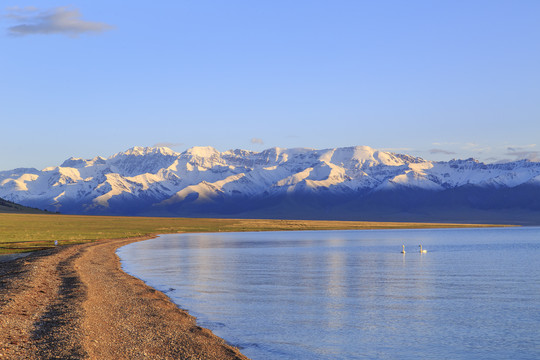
1;1;539;170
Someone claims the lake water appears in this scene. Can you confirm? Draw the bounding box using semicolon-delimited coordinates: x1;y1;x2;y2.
117;227;540;360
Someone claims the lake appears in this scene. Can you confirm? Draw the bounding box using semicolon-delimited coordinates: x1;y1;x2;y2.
117;227;540;360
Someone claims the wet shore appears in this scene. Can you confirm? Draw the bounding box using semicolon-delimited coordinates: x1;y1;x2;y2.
0;237;249;359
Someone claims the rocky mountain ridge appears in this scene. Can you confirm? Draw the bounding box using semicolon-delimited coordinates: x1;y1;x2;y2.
1;146;539;223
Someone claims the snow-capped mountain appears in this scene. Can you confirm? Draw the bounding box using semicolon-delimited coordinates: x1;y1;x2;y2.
1;146;540;223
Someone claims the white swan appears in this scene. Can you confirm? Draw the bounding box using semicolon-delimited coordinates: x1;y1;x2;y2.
401;245;406;254
419;245;427;253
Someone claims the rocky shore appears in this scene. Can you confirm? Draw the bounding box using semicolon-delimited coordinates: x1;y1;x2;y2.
0;238;249;359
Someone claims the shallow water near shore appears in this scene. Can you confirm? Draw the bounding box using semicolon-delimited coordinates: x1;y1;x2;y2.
118;227;540;360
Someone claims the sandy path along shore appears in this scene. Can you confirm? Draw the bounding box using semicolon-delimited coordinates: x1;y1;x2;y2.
0;238;249;359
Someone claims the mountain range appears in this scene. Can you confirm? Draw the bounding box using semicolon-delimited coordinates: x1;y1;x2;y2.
1;145;540;224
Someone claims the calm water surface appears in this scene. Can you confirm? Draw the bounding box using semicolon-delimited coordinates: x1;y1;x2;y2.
118;227;540;359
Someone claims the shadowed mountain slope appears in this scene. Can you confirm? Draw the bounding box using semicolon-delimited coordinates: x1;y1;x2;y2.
0;197;47;214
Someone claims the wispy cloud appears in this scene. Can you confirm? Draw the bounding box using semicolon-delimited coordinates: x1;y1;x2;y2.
251;138;264;145
460;143;492;154
432;142;459;146
506;148;540;162
430;148;456;155
153;142;183;149
429;142;538;163
5;6;114;37
507;144;536;152
381;147;413;153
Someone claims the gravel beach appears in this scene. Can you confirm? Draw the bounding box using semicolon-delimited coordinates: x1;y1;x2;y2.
0;238;249;359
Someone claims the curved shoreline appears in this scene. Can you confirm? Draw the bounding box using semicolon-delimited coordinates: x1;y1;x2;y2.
0;237;249;359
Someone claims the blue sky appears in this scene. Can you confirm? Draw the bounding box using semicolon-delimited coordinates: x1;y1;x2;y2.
1;1;539;170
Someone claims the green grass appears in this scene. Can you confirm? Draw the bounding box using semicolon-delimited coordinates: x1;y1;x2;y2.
0;213;510;254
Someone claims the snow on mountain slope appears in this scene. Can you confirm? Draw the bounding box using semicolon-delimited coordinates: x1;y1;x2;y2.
378;170;444;191
158;173;246;206
108;146;179;176
1;145;539;215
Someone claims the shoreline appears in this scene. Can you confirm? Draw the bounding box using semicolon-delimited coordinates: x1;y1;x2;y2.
0;236;249;359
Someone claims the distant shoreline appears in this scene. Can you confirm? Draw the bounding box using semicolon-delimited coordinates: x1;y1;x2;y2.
0;212;512;255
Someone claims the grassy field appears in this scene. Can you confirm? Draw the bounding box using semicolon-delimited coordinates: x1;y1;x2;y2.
0;213;509;254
